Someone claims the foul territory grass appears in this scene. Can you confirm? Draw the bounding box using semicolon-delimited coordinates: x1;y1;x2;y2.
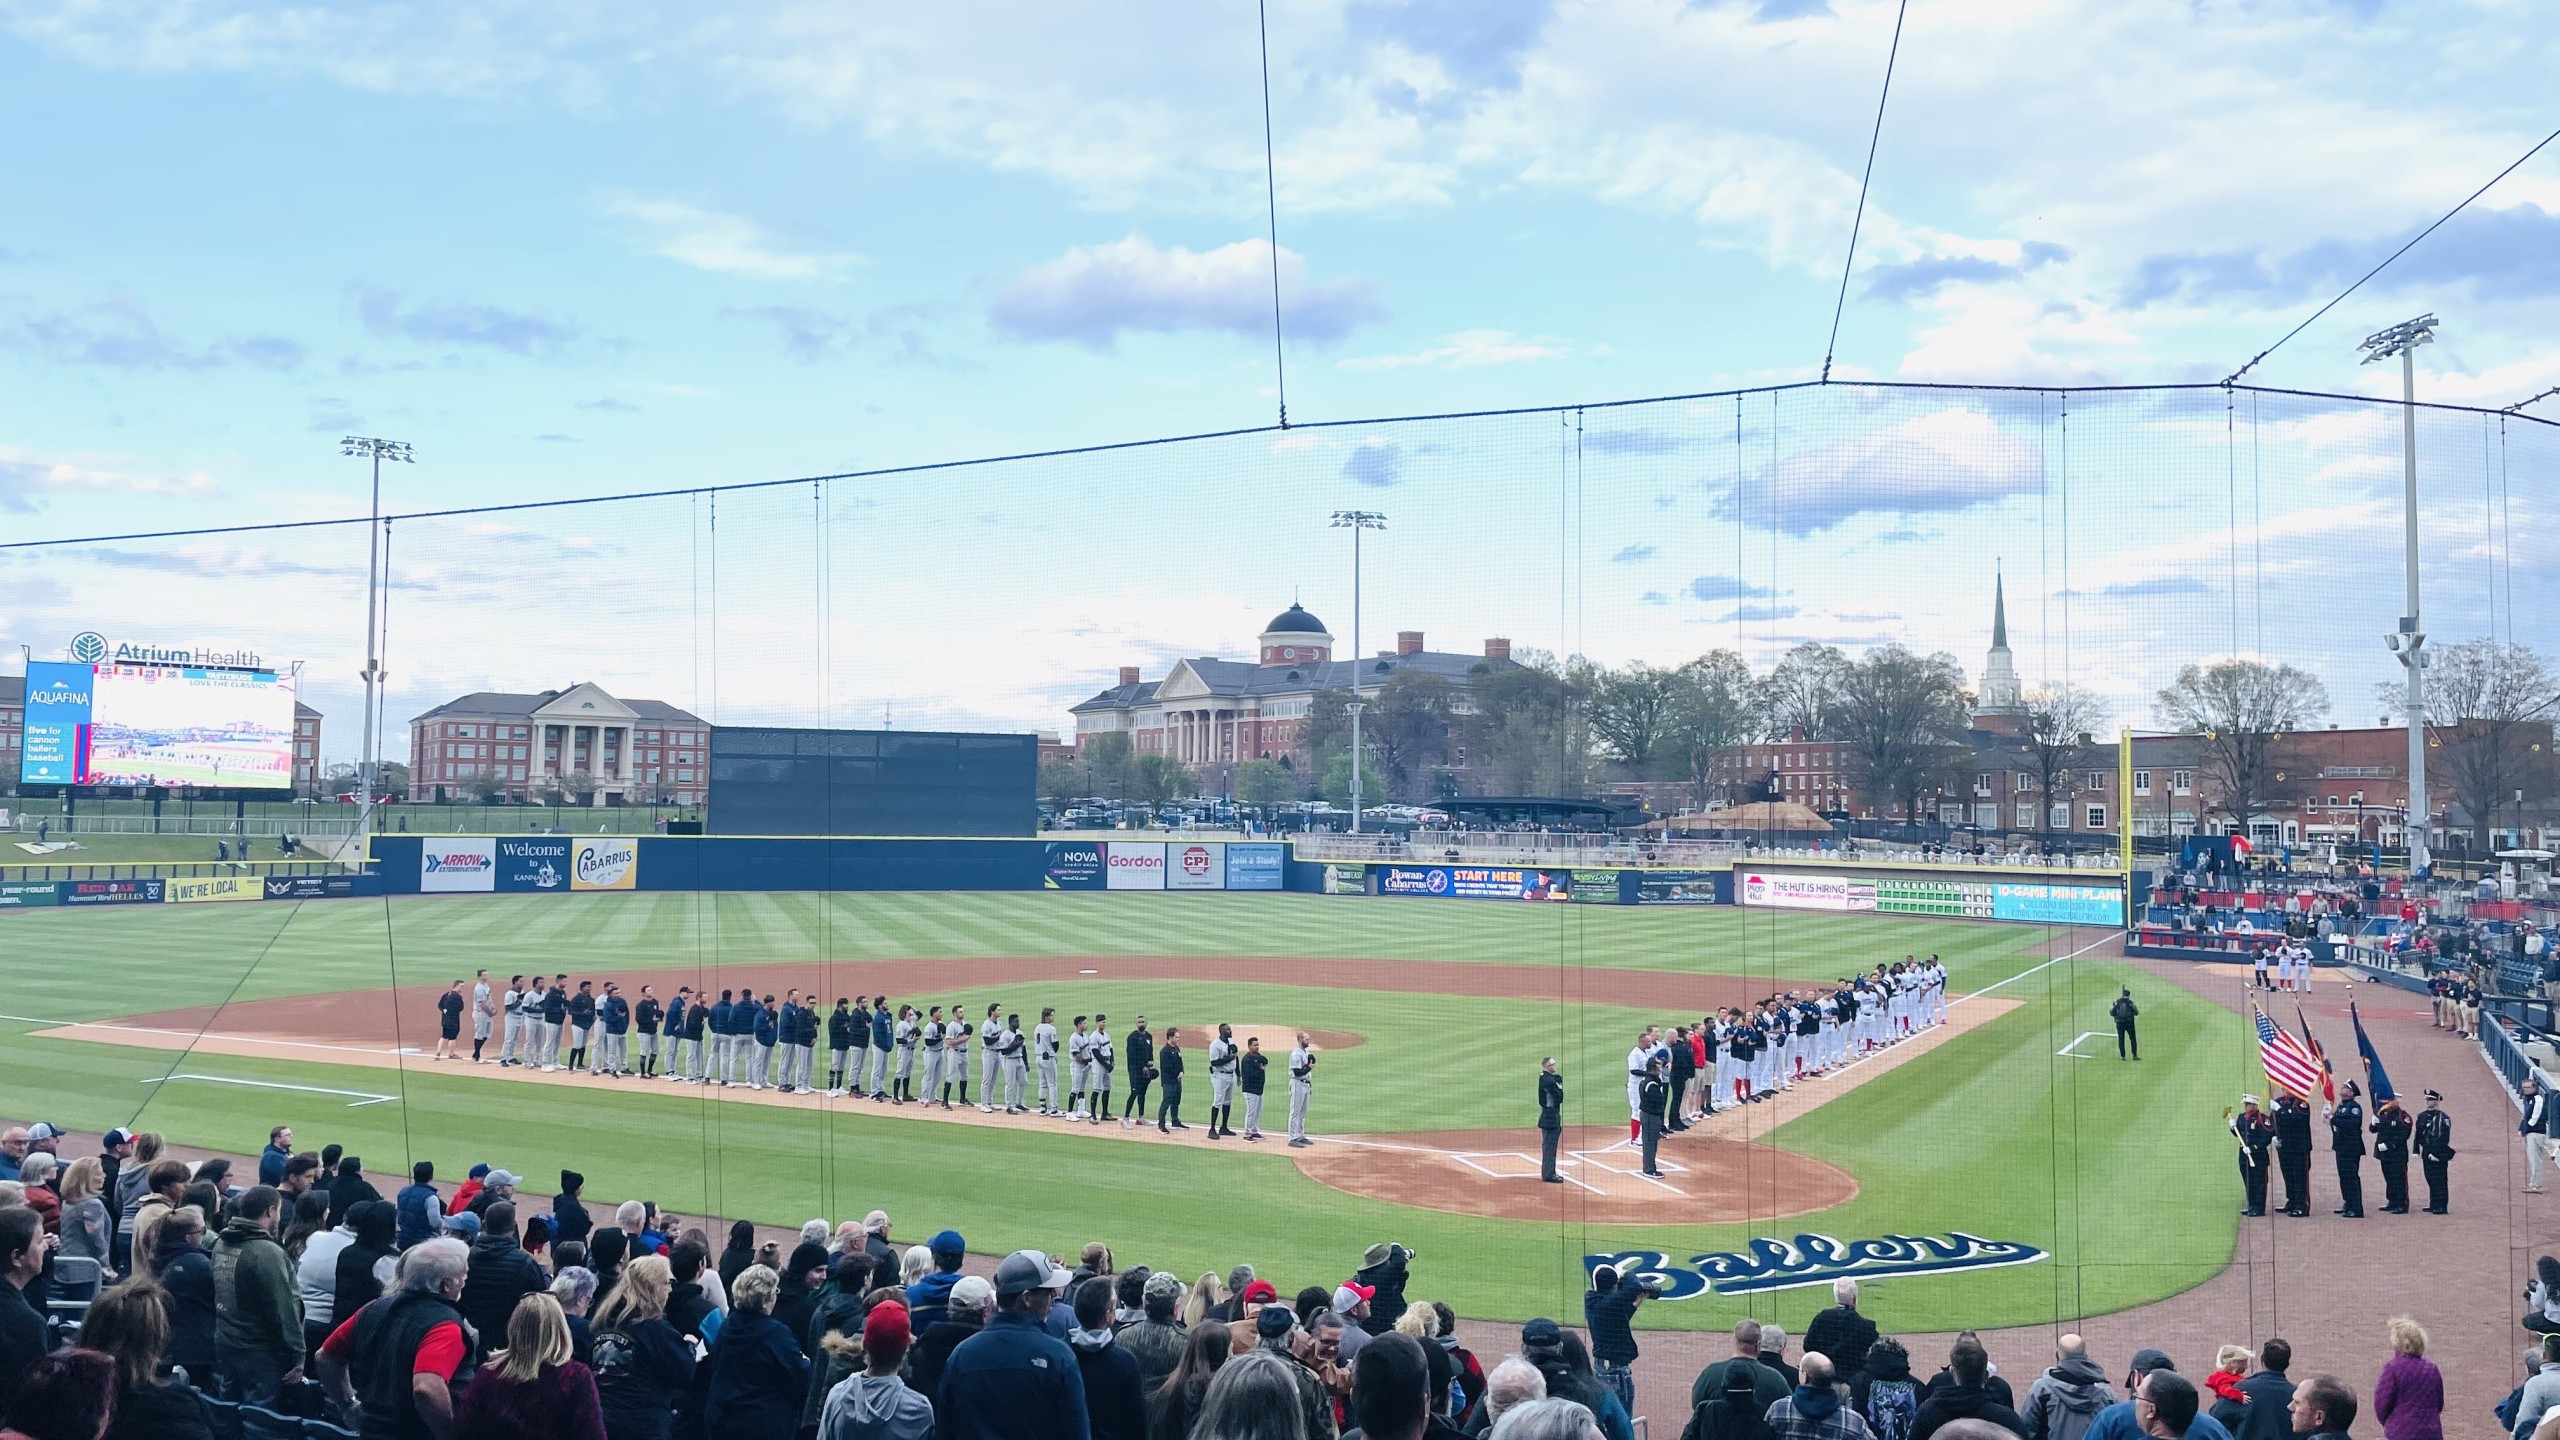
0;891;2243;1331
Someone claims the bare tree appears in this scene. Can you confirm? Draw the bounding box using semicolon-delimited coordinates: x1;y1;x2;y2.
2019;684;2111;843
1588;663;1682;772
1835;646;1973;834
1755;642;1849;741
1660;651;1759;811
2156;658;2329;835
2383;639;2556;851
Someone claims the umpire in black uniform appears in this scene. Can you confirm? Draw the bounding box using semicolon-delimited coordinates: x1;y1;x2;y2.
2273;1091;2315;1216
1538;1058;1566;1183
2330;1080;2366;1217
2415;1089;2454;1214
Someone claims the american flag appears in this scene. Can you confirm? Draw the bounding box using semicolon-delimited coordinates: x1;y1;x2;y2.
2254;1005;2325;1100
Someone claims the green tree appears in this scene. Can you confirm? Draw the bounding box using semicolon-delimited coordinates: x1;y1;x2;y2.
1589;663;1681;772
1081;732;1135;805
1128;752;1194;809
1465;650;1594;796
1038;757;1090;812
1834;646;1972;833
1661;650;1758;810
2157;658;2328;835
1323;751;1387;810
1233;757;1297;809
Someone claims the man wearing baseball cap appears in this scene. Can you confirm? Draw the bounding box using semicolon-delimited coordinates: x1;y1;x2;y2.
1332;1283;1376;1364
906;1229;968;1331
939;1249;1087;1440
1256;1302;1341;1439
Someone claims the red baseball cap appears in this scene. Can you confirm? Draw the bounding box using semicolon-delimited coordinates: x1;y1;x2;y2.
1241;1280;1280;1304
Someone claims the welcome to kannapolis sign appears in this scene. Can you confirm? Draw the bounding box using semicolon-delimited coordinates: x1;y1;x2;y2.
1589;1233;2047;1298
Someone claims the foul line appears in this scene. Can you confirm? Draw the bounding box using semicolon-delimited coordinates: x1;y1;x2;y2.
0;1012;422;1059
1957;929;2120;1005
140;1073;400;1107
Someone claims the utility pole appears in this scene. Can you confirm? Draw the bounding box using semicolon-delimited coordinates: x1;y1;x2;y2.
341;437;412;835
2360;316;2435;875
1331;510;1386;833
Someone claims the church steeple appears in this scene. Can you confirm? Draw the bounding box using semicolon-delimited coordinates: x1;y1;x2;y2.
1974;563;2024;716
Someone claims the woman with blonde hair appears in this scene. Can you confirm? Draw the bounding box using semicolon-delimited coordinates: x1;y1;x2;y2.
589;1256;697;1440
454;1293;606;1440
899;1245;932;1290
2205;1344;2253;1435
57;1157;116;1282
1396;1302;1459;1416
2372;1315;2442;1440
1182;1272;1227;1329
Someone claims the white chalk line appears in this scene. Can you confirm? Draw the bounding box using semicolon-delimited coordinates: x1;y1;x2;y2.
0;1012;422;1059
139;1073;400;1107
2056;1031;2103;1058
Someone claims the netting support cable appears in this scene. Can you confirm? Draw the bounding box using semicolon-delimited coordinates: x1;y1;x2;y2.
1256;0;1290;427
1818;0;1911;383
2223;121;2560;384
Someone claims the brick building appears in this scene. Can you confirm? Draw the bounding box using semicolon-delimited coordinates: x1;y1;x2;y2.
1070;603;1514;789
407;681;708;806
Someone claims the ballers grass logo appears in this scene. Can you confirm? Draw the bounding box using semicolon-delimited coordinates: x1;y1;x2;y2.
1590;1233;2047;1299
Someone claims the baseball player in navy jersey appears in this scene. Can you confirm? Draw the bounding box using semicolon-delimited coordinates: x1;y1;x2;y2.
1285;1032;1315;1146
1066;1017;1094;1116
468;971;494;1063
634;986;663;1077
845;998;874;1095
826;998;856;1095
941;1001;970;1106
918;1006;947;1106
706;989;736;1084
1123;1016;1155;1127
661;988;691;1080
539;976;570;1070
867;997;895;1099
752;994;781;1089
1033;1008;1062;1115
597;983;631;1076
1084;1014;1114;1122
976;1004;1005;1112
773;991;802;1092
1206;1024;1240;1139
678;988;709;1081
1239;1036;1269;1141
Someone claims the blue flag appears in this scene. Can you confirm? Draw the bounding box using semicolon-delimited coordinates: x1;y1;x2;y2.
2350;1000;2396;1103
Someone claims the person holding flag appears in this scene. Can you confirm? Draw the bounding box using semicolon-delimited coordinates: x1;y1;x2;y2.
2350;996;2411;1214
2229;1096;2276;1217
2253;1003;2326;1216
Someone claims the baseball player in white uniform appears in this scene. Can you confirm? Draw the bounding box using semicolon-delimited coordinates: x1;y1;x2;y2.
1067;1017;1095;1117
1625;1027;1656;1145
1206;1024;1239;1140
1034;1008;1062;1115
470;972;495;1063
942;1001;970;1107
1084;1015;1114;1123
1002;1014;1031;1112
891;1005;920;1103
1286;1033;1316;1146
918;1007;947;1108
978;1004;1005;1112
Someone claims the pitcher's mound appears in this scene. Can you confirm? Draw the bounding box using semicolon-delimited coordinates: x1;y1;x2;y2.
1292;1126;1857;1225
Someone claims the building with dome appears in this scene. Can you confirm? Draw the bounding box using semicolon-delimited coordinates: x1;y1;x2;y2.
1070;602;1516;785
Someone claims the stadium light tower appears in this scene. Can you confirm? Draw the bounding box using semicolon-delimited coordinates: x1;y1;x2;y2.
342;436;412;831
1330;510;1387;833
2359;315;2435;875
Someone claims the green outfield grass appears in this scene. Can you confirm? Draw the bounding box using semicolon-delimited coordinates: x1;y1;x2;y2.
0;891;2248;1332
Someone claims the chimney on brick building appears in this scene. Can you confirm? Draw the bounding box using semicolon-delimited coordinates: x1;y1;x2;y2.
1397;631;1424;657
1118;666;1140;688
1484;638;1511;662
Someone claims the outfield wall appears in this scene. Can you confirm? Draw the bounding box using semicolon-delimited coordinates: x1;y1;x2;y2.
365;835;1317;896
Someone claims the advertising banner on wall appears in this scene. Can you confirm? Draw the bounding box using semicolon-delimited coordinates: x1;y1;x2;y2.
1104;842;1167;890
263;875;374;900
1736;870;1877;912
1167;842;1226;891
1043;842;1106;890
1876;878;1994;919
420;838;497;893
1377;865;1576;901
0;881;62;908
1225;843;1284;891
1630;870;1723;905
61;878;165;906
572;837;639;891
166;875;260;904
497;838;571;893
1991;882;2125;926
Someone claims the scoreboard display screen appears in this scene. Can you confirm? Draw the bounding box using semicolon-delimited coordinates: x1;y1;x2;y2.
19;660;298;789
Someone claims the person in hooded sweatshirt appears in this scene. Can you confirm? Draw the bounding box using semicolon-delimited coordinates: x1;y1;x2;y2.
1683;1364;1780;1440
1911;1342;2028;1440
2022;1335;2119;1440
330;1201;399;1338
819;1301;934;1440
905;1230;967;1331
1067;1276;1146;1440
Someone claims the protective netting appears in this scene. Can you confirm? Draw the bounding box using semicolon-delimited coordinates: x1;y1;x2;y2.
1;378;2553;1383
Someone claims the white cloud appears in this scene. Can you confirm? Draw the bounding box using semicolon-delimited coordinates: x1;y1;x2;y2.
1338;328;1573;370
988;234;1384;348
0;445;219;512
605;197;862;281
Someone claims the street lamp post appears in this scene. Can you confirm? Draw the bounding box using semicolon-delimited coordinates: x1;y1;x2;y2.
2360;316;2436;877
1330;510;1386;833
341;437;412;834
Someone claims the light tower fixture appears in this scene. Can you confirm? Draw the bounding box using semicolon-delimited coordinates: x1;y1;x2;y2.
1330;510;1387;833
2357;317;2435;874
342;437;413;832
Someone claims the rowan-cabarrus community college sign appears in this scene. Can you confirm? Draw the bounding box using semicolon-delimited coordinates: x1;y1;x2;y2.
1590;1233;2047;1299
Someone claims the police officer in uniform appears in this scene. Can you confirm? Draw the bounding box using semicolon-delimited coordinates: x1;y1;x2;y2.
2230;1096;2275;1216
2329;1080;2366;1218
2415;1089;2454;1214
2372;1094;2414;1213
2273;1091;2315;1216
1538;1058;1565;1183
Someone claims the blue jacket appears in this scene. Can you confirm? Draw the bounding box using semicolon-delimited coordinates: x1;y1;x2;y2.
602;995;630;1035
703;1308;809;1439
710;1000;735;1036
906;1269;963;1332
873;1011;895;1048
2086;1401;2233;1440
940;1311;1090;1440
259;1144;291;1188
754;1008;780;1047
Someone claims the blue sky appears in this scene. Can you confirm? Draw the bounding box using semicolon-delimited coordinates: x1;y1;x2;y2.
2;0;2555;756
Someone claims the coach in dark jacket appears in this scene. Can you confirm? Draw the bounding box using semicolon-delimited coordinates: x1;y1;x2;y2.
459;1201;546;1343
1802;1280;1879;1385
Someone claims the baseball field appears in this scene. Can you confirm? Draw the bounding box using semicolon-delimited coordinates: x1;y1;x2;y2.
0;890;2247;1333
